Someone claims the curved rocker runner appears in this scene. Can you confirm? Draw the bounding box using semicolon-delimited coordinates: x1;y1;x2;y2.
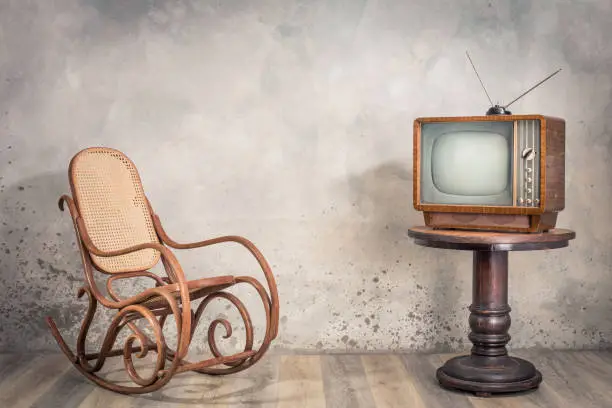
45;147;280;394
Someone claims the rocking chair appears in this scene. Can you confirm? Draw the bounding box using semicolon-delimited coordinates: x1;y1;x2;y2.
46;147;280;394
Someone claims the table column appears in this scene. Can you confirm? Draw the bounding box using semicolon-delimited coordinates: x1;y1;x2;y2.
470;251;511;358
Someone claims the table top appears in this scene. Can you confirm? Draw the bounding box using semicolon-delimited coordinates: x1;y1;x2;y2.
407;226;576;251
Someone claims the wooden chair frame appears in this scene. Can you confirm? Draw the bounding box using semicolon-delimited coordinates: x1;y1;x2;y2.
45;147;279;394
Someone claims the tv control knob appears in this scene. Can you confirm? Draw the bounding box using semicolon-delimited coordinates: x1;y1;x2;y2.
526;198;532;205
526;168;533;173
526;177;533;183
534;199;540;205
519;197;524;204
522;147;536;161
526;188;532;194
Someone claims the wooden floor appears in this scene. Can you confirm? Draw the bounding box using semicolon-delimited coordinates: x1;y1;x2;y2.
1;349;611;407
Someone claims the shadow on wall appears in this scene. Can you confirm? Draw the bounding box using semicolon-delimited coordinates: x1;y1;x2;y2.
0;169;254;354
340;161;612;351
326;161;468;352
347;161;419;234
0;171;91;351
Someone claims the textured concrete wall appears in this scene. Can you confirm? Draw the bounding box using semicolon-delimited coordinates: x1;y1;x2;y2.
1;0;611;354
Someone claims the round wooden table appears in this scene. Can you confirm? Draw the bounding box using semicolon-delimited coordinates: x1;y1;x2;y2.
407;226;576;396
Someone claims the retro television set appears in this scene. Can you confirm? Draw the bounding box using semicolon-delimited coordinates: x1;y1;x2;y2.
413;55;565;233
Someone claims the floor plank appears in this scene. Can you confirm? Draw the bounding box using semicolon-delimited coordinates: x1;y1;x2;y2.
552;351;612;407
488;349;612;408
276;355;325;408
401;353;473;408
321;354;377;408
166;354;281;408
77;387;135;408
4;350;612;407
362;354;427;408
30;368;96;408
0;353;71;408
76;358;137;408
232;353;281;408
133;363;255;407
79;353;281;408
0;353;38;384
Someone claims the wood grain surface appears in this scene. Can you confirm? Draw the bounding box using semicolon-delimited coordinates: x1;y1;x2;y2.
1;350;610;407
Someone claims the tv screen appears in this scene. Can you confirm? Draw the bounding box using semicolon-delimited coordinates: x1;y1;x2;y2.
420;121;514;206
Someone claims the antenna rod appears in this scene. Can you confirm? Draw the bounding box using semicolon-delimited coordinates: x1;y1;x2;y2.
504;68;562;109
466;51;494;106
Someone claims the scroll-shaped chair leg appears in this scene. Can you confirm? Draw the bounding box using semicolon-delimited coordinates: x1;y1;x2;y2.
162;275;278;375
46;287;187;394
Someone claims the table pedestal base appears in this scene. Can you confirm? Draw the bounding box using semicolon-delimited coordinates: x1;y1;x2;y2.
437;250;542;396
436;355;542;396
407;226;576;397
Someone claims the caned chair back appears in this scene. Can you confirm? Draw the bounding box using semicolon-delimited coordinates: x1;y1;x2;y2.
69;147;160;273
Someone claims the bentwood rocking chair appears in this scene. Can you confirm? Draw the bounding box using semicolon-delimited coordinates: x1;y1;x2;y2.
46;147;279;394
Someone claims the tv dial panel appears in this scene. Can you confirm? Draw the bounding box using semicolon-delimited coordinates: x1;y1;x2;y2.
517;120;540;207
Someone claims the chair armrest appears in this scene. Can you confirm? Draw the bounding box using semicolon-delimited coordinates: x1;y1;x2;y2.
151;213;274;278
151;213;280;337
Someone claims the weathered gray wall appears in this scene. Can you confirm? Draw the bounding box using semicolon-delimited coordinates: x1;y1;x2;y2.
1;0;611;354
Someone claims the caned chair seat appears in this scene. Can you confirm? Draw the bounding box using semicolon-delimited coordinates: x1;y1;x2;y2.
139;276;236;309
